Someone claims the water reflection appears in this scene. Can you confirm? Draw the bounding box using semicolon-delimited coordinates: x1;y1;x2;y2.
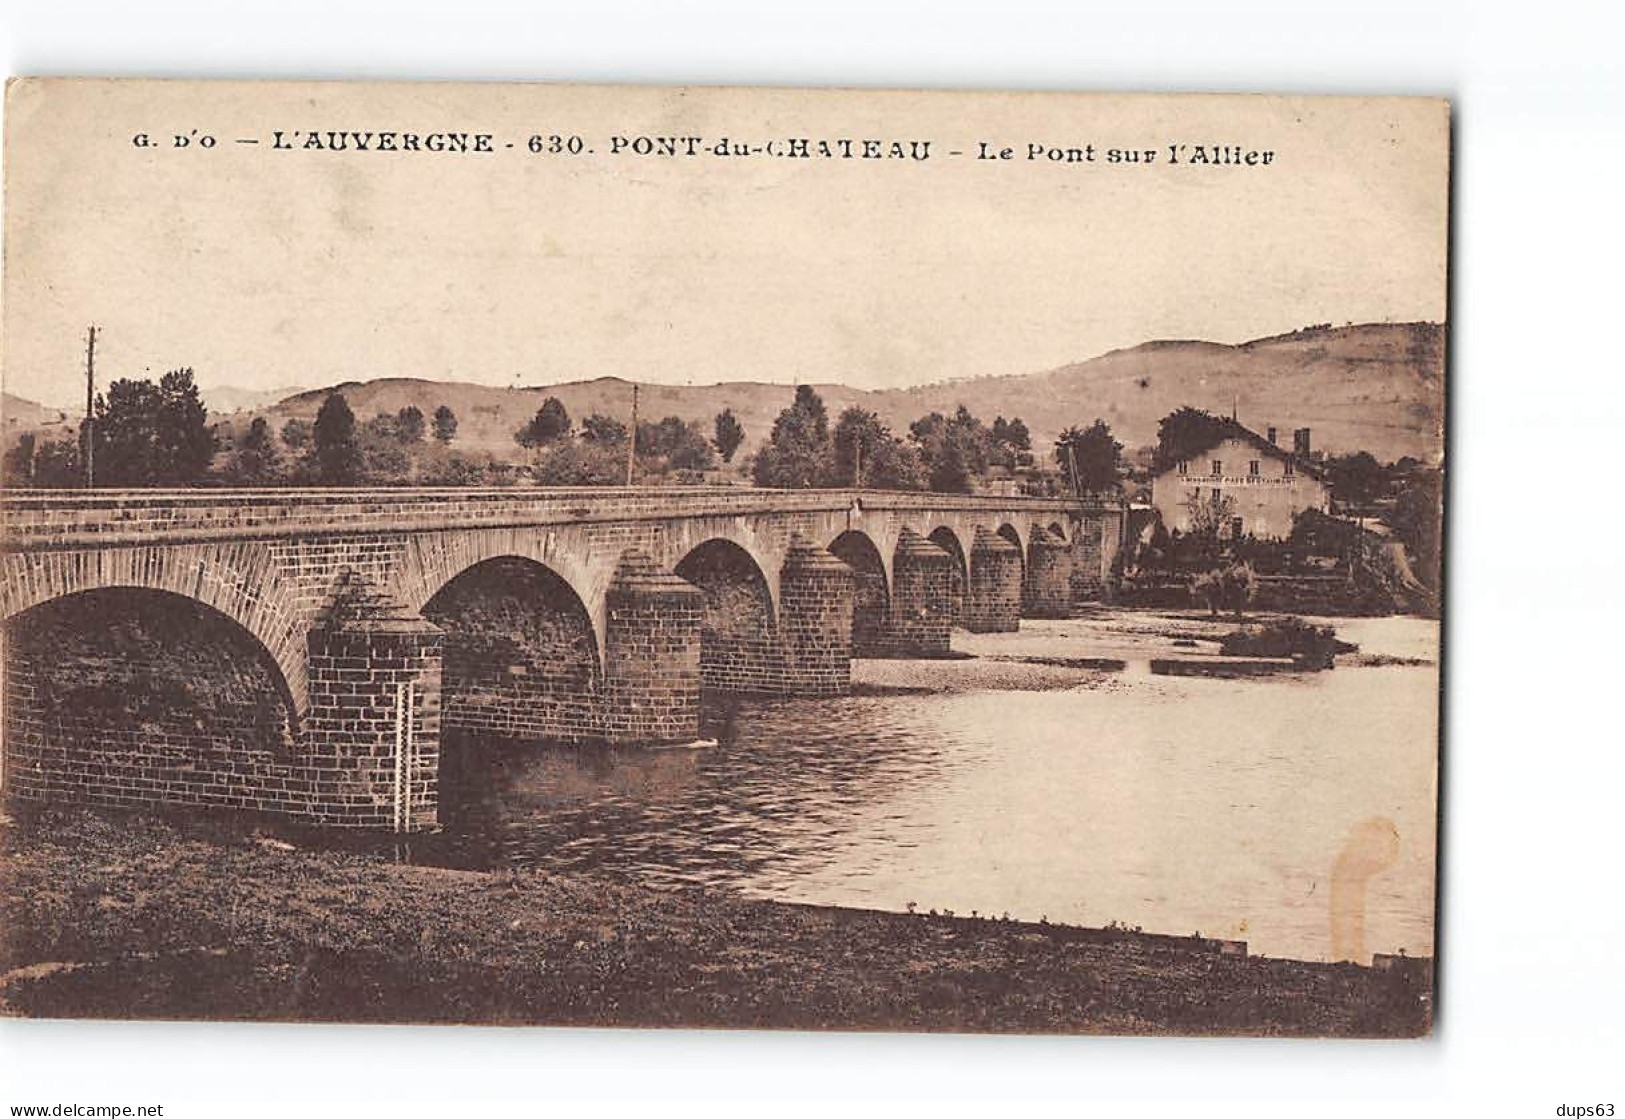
436;693;969;891
428;617;1439;963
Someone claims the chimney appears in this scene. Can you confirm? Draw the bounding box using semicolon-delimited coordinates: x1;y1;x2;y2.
1266;426;1278;446
1293;427;1312;457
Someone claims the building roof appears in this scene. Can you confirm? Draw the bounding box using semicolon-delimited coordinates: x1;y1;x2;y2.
1152;419;1326;482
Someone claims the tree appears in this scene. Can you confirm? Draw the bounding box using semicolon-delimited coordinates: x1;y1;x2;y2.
280;418;313;452
313;391;361;483
580;412;628;446
396;405;426;444
637;416;715;472
3;435;83;488
515;396;572;448
530;439;626;486
1183;487;1238;539
358;412;412;482
1055;419;1123;493
1387;468;1442;589
420;451;487;486
92;367;215;486
833;407;924;490
364;411;401;443
432;405;458;445
230;416;282;485
1154;406;1234;471
32;438;81;487
752;385;834;488
834;407;884;486
712;408;746;463
909;406;990;494
864;436;927;491
1325;451;1386;506
988;414;1027;457
2;433;37;486
1191;562;1257;619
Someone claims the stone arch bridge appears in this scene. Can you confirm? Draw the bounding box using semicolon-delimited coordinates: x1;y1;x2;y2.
0;487;1123;830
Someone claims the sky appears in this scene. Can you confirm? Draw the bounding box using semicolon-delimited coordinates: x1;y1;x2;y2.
3;81;1449;409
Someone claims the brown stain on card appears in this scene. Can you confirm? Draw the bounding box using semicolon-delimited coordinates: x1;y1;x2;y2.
1329;816;1400;962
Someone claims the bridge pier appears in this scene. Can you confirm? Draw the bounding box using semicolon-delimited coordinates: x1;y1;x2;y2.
1069;509;1124;603
881;529;958;657
1024;527;1075;619
774;536;854;696
602;550;705;746
966;527;1023;633
303;573;443;829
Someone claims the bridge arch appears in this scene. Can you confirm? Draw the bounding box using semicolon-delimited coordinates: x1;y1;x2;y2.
3;586;299;808
649;519;785;615
422;555;604;744
0;544;307;719
675;537;779;695
397;526;607;646
828;529;889;657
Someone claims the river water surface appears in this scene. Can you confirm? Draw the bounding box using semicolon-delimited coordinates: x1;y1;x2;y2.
430;612;1439;964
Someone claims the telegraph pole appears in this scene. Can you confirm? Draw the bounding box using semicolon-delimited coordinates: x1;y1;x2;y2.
624;382;639;486
83;325;97;489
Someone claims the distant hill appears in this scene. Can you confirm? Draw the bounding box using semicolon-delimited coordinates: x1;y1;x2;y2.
5;322;1445;468
1;392;77;439
206;385;307;414
238;322;1443;467
858;321;1445;466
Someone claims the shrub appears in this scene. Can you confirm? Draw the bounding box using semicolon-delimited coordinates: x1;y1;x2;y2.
1190;561;1257;618
1219;616;1357;668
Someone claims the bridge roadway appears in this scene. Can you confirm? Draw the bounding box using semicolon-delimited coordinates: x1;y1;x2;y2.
0;487;1122;829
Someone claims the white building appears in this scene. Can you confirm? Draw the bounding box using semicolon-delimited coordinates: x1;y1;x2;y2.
1149;424;1329;540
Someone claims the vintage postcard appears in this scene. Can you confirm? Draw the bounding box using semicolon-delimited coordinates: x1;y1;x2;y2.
0;79;1446;1035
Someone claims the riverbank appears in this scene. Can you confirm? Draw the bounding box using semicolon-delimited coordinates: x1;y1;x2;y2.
0;807;1430;1035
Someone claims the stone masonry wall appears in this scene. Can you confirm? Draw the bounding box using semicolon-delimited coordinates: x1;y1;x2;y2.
1070;515;1108;601
302;624;442;829
602;552;704;746
883;531;956;657
1024;528;1075;619
775;539;854;696
966;528;1023;633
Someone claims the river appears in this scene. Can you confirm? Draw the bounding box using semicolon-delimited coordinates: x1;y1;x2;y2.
427;611;1439;964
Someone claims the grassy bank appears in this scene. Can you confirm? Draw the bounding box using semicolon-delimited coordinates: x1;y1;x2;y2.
0;807;1430;1036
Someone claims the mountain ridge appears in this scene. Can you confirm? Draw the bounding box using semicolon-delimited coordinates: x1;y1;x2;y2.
4;322;1445;466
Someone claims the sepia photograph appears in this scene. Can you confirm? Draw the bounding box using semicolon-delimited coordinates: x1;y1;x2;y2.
0;80;1449;1039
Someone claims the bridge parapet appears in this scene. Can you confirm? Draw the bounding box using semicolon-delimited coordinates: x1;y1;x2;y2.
1;487;1090;551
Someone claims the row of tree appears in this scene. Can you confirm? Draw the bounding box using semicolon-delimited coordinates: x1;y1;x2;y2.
10;375;1332;500
0;369;471;488
511;396;734;473
746;385;1126;495
1;369;1124;494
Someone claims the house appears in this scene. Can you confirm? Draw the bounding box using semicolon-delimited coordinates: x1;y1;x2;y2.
1149;422;1329;540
